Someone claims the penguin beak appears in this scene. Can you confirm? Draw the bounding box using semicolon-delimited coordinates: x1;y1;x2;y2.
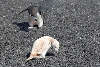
26;56;33;61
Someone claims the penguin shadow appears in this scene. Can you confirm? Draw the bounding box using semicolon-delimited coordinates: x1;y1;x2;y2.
46;52;55;56
13;22;38;32
26;52;55;59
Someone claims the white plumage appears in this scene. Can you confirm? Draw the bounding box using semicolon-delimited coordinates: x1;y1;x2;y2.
27;36;59;61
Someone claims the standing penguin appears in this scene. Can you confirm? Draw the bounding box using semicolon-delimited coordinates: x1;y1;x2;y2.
17;4;43;29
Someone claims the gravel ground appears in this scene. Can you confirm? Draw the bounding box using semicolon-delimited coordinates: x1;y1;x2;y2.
0;0;100;67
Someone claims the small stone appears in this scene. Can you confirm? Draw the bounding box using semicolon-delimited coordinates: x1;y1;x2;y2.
3;16;6;17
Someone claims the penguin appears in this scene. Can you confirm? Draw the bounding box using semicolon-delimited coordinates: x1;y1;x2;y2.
26;36;59;61
14;5;43;29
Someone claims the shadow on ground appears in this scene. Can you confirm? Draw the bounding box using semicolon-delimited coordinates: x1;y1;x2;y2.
26;52;55;58
13;22;30;32
13;22;38;32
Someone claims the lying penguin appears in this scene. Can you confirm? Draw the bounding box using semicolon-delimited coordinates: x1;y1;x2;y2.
26;36;60;61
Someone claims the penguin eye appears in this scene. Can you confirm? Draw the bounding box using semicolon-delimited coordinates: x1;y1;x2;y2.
35;19;37;21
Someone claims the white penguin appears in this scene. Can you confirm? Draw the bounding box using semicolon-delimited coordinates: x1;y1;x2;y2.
26;36;59;61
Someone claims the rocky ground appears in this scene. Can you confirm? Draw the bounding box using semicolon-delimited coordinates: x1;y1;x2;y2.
0;0;100;67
